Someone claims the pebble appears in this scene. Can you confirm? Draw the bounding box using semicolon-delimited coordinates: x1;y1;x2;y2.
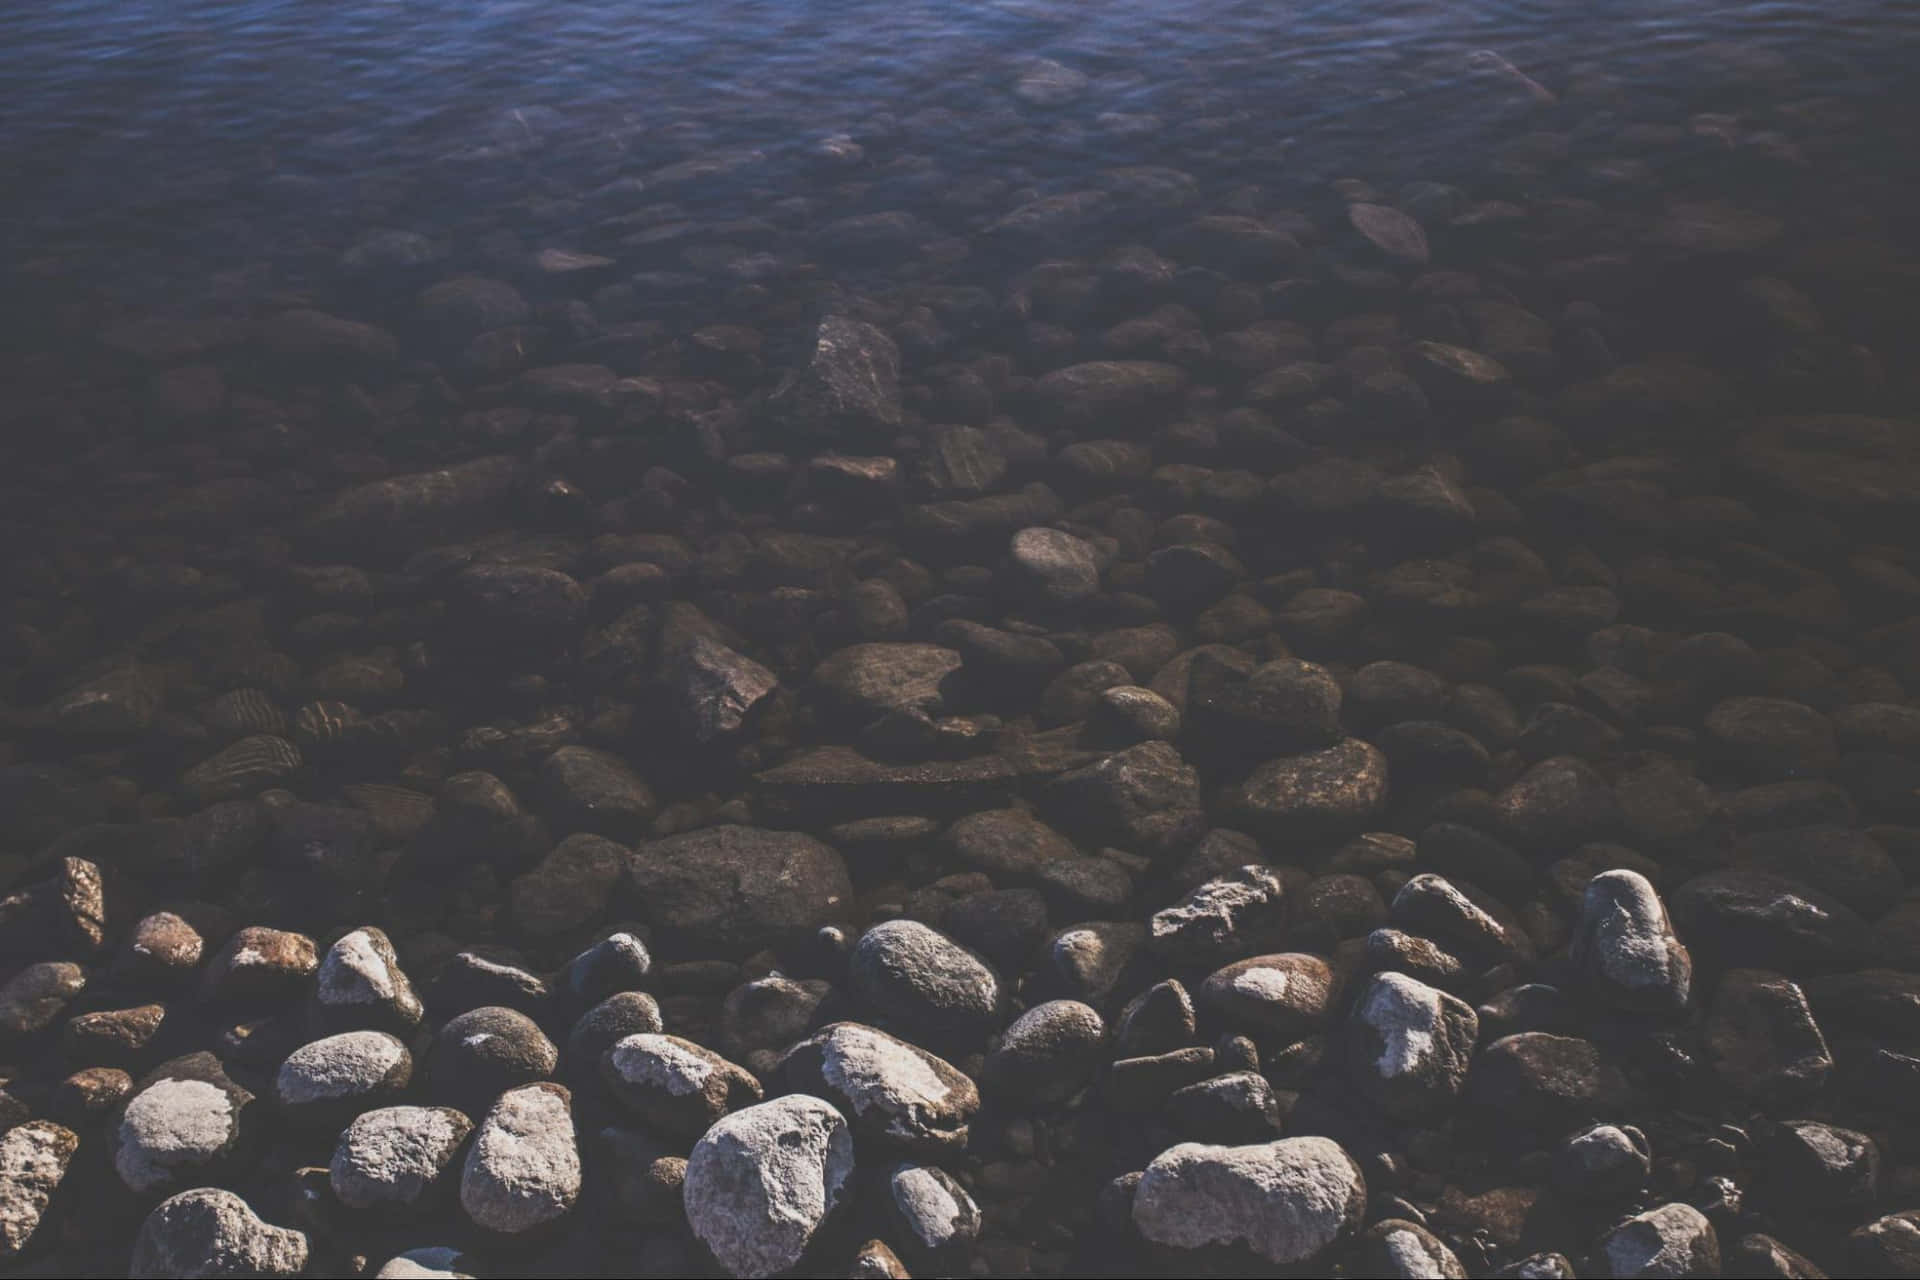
274;1030;412;1122
600;1033;763;1137
1347;971;1480;1119
780;1021;979;1155
683;1095;854;1278
1132;1135;1366;1265
849;919;1005;1046
0;1121;77;1258
460;1083;581;1235
330;1105;474;1214
1595;1202;1719;1278
1571;869;1693;1014
982;1000;1106;1105
112;1053;254;1195
429;1006;558;1116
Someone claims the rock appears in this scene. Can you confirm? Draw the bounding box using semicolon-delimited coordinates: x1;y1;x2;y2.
849;920;1004;1047
767;316;903;447
848;1238;911;1278
662;634;780;745
812;643;962;727
1595;1203;1719;1278
1553;1124;1651;1203
1349;204;1430;264
430;1007;558;1117
541;748;656;843
562;932;653;1012
753;748;1019;825
373;1246;478;1279
1188;658;1343;759
1392;872;1535;965
199;926;317;1006
0;961;86;1040
601;1034;763;1138
982;1001;1106;1105
509;832;627;940
274;1030;412;1124
683;1095;854;1278
182;735;302;803
1723;1233;1826;1278
780;1022;978;1156
303;457;521;553
1200;954;1340;1036
460;1083;581;1235
1765;1120;1877;1213
1166;1071;1285;1143
1348;972;1480;1120
884;1163;982;1266
1357;1219;1469;1277
623;825;852;959
1494;756;1620;851
1706;697;1838;778
131;1188;308;1278
1224;738;1389;842
1116;979;1197;1057
330;1106;473;1214
117;911;207;990
1007;527;1103;607
1092;685;1182;743
1849;1210;1920;1276
1149;866;1290;965
1131;1135;1366;1266
1670;870;1864;975
1469;1033;1625;1138
113;1053;254;1195
567;991;665;1067
1571;870;1693;1015
1033;361;1186;429
1407;341;1512;408
418;276;530;345
261;307;397;370
310;926;423;1037
1042;741;1205;857
0;1121;76;1258
1737;825;1901;918
718;976;828;1062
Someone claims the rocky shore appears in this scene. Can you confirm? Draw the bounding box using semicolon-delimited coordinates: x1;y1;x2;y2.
4;37;1920;1280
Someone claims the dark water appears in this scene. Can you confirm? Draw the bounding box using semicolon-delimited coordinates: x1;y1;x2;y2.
5;0;1920;1275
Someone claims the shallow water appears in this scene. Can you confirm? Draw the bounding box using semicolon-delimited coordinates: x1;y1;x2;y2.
5;0;1920;1275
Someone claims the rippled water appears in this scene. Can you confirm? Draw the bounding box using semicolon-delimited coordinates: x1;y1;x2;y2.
5;2;1920;1272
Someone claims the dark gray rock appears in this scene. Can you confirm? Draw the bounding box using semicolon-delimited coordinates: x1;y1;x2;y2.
982;1000;1106;1105
623;826;852;959
1043;741;1205;857
429;1007;557;1117
1200;953;1339;1036
1348;972;1479;1120
1705;969;1833;1105
1223;738;1389;842
1571;870;1692;1015
767;315;903;446
849;920;1004;1046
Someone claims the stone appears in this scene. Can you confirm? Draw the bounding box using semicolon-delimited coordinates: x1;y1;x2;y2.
1705;697;1839;778
1392;872;1535;965
1149;865;1289;965
330;1106;473;1214
561;932;653;1012
199;926;317;1006
1357;1219;1469;1278
541;748;656;843
373;1247;477;1279
1670;870;1864;976
884;1162;982;1259
567;990;665;1068
1494;755;1620;851
1132;1135;1366;1266
1849;1211;1920;1276
0;1121;76;1258
310;926;423;1037
1572;870;1693;1015
1765;1120;1877;1213
460;1083;581;1235
1553;1124;1651;1203
274;1030;412;1123
1201;954;1339;1036
1033;361;1186;429
684;1095;854;1278
1224;738;1389;842
601;1034;763;1138
429;1007;558;1117
0;962;86;1040
624;825;852;959
131;1188;308;1278
662;634;780;745
849;919;1004;1047
1595;1203;1719;1278
1468;1034;1625;1138
1007;527;1103;606
509;832;627;940
767;316;903;446
1189;658;1343;759
1349;204;1430;263
113;1053;253;1195
1042;740;1206;857
1349;971;1480;1120
1166;1071;1285;1143
982;1001;1106;1105
1116;979;1197;1057
779;1022;978;1156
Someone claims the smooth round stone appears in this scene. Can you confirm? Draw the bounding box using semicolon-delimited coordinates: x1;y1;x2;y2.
429;1007;557;1117
849;920;1005;1047
274;1030;412;1121
112;1055;253;1195
1225;738;1389;841
982;1001;1106;1106
1132;1135;1366;1266
1007;527;1103;606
